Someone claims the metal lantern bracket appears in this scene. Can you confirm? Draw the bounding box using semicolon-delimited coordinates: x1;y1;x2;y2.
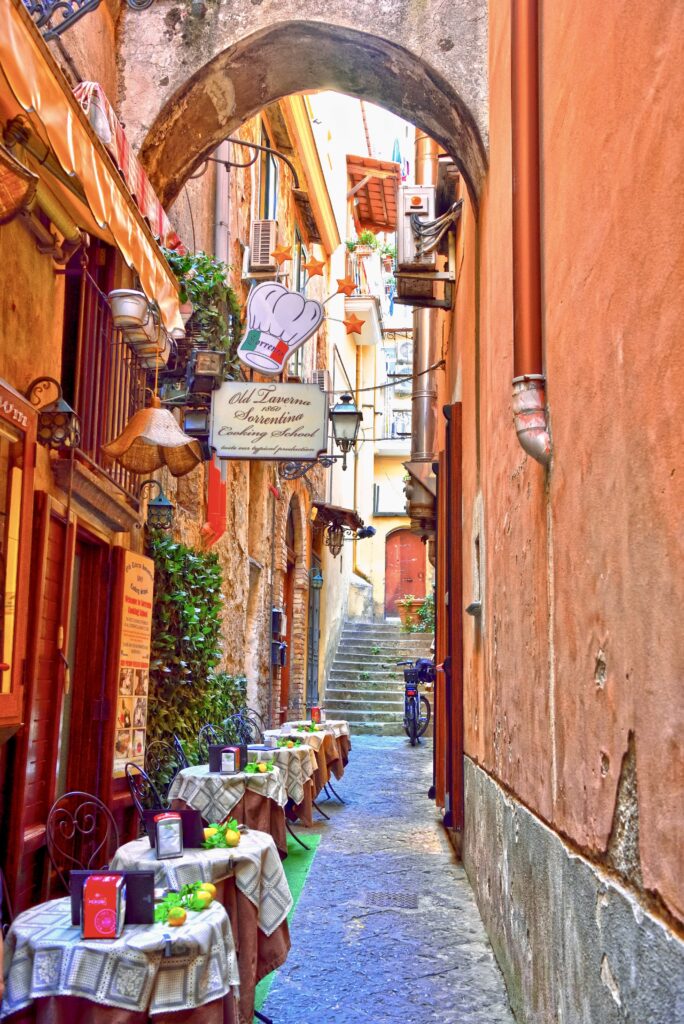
25;0;153;41
25;376;81;451
139;479;175;530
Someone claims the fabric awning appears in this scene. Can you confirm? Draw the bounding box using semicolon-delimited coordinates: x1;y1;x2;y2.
0;0;183;334
346;155;401;234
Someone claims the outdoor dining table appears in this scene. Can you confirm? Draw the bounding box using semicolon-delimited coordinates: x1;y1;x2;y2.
264;722;351;794
111;830;292;1024
264;743;318;827
0;896;239;1024
167;764;288;858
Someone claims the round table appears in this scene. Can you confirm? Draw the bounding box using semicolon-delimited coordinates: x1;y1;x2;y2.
111;833;292;1024
265;744;318;826
167;765;288;858
0;896;238;1024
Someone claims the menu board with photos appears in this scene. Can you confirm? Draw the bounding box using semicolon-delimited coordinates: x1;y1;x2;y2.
113;552;154;778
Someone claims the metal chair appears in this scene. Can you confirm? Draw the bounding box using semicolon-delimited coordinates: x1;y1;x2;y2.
173;734;190;768
46;791;120;893
145;739;185;801
197;723;222;762
125;762;165;822
0;864;13;937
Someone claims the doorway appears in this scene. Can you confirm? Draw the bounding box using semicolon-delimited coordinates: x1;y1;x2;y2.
384;528;426;617
305;555;322;709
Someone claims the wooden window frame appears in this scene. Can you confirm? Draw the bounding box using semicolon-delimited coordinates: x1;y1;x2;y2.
0;380;36;740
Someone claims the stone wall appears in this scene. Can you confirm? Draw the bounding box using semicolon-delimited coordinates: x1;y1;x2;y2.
463;759;684;1024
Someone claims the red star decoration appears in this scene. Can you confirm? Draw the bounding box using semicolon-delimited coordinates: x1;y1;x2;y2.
303;257;326;278
271;244;292;266
336;276;357;296
343;314;365;336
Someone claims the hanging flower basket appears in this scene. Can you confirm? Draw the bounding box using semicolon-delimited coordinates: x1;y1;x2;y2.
108;289;149;329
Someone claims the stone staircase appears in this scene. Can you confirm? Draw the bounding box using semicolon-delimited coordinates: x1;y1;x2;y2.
322;620;434;735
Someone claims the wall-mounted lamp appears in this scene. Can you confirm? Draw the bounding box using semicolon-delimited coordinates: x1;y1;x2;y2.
187;349;225;394
25;377;81;451
309;566;324;590
139;479;175;530
329;393;363;471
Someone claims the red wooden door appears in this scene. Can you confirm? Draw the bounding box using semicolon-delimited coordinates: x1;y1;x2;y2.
279;561;294;723
384;529;426;616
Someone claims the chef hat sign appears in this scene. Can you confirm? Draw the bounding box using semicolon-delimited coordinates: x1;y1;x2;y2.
238;282;324;375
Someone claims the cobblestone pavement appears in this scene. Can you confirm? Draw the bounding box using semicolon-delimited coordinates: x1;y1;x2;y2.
261;735;515;1024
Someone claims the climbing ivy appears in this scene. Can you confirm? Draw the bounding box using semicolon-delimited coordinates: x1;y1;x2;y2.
146;532;246;763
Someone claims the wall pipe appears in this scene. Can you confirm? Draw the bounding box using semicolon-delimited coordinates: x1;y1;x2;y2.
511;0;551;465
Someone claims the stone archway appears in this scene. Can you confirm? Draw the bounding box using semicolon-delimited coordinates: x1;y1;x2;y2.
118;13;488;207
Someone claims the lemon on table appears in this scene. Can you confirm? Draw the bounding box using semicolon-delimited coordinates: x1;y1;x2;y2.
286;740;294;748
194;891;213;908
204;827;218;841
168;907;187;927
257;762;268;773
224;829;241;848
198;882;217;898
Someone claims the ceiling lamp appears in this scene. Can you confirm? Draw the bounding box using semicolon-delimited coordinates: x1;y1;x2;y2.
102;396;202;477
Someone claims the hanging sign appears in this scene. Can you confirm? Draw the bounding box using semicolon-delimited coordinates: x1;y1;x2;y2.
113;552;154;778
237;281;323;375
211;381;328;460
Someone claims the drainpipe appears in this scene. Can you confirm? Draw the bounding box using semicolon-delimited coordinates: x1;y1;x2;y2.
405;132;440;534
511;0;551;465
214;140;231;263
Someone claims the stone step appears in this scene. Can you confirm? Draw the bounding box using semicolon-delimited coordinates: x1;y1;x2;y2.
323;694;405;711
327;707;404;723
327;674;406;689
331;649;430;664
336;641;432;654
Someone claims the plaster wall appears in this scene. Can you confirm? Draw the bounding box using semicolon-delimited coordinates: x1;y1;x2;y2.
454;0;684;1006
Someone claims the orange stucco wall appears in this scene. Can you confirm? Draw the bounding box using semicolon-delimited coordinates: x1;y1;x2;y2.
454;0;684;922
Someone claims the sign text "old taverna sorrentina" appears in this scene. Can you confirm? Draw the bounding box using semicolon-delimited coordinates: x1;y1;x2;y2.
210;382;328;460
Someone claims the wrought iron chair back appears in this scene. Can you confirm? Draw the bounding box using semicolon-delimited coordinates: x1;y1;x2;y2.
0;864;13;937
46;791;120;893
242;707;266;742
125;762;165;822
173;734;190;768
144;739;184;801
197;723;222;762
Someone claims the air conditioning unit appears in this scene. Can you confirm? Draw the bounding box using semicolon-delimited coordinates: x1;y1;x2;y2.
396;186;436;270
310;370;331;398
249;220;278;271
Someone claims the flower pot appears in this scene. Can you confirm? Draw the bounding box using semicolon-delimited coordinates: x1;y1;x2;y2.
396;600;418;626
108;289;149;328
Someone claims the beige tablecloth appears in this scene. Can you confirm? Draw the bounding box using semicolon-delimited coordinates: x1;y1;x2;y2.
110;834;292;1024
0;898;238;1021
267;746;317;806
168;766;287;824
111;833;292;937
264;728;350;791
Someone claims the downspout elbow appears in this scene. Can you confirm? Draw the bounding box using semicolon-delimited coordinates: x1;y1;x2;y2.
512;376;550;466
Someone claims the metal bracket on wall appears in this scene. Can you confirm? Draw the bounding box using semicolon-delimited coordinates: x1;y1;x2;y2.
24;0;153;42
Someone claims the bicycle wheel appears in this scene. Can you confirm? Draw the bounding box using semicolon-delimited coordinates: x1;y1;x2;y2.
407;699;418;746
417;695;431;737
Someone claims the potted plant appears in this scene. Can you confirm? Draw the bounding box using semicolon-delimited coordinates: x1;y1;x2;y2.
162;249;242;371
396;593;420;627
380;241;396;273
108;289;150;328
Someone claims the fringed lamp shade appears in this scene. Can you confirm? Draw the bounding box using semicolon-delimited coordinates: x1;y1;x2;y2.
0;144;38;225
102;396;202;477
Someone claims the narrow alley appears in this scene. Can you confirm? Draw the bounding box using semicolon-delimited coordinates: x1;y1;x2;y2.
262;737;514;1024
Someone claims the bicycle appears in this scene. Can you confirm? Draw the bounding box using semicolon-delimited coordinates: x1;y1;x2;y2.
397;658;434;746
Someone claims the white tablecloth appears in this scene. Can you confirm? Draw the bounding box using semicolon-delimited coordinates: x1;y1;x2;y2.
0;896;238;1019
111;831;292;937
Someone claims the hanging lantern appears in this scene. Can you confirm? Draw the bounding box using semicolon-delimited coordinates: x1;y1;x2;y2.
309;566;324;590
139;479;175;530
25;377;81;451
102;396;202;477
325;525;344;557
329;393;363;470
